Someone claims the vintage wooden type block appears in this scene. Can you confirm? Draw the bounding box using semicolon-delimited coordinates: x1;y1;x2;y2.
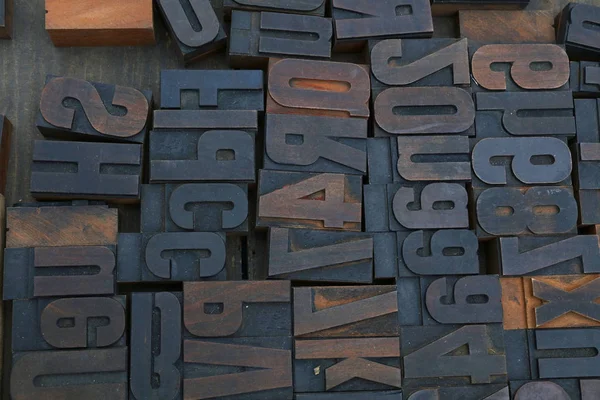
0;194;5;382
575;99;600;143
117;232;227;282
405;385;509;400
10;348;128;400
7;204;118;248
458;10;555;44
369;38;469;92
160;69;264;111
503;329;531;380
36;76;152;143
267;228;373;283
156;0;226;65
573;143;600;225
0;115;12;194
257;170;362;231
529;328;600;379
294;285;398;337
229;11;332;68
223;0;326;16
471;44;569;91
130;292;182;400
263;114;367;175
141;183;249;234
364;184;390;232
556;3;600;61
374;233;398;280
3;246;116;300
475;91;576;137
31;140;142;202
266;58;371;119
402;324;507;387
296;392;403;400
471;137;572;187
578;190;600;226
374;87;475;136
431;0;528;17
0;0;12;38
571;61;600;97
331;0;433;51
45;0;154;47
510;379;600;400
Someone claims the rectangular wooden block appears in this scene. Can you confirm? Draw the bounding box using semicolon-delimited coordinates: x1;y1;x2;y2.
229;11;332;68
405;385;509;399
510;379;598;400
36;75;152;143
458;10;555;44
223;0;326;16
257;170;362;231
364;184;390;232
267;228;373;283
575;99;600;143
504;329;531;380
374;232;398;280
160;69;264;111
574;143;600;190
556;3;600;61
432;0;527;16
263;114;367;175
0;0;13;38
31;140;142;202
7;204;118;248
571;61;600;97
0;194;4;383
0;115;12;194
578;190;600;226
45;0;155;47
295;392;403;400
117;232;227;282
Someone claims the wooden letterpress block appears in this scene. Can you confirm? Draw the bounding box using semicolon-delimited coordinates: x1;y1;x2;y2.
369;38;469;92
0;0;12;39
266;58;371;119
117;232;227;282
475;91;576;138
459;10;555;44
431;0;527;16
12;296;126;352
3;246;116;300
141;183;249;233
575;99;600;143
230;11;332;68
0;194;4;382
45;0;154;46
578;190;600;226
130;292;182;400
331;0;433;52
405;385;509;399
183;336;293;399
183;281;291;338
364;184;390;233
223;0;326;16
294;285;398;337
267;228;373;283
374;87;475;137
374;233;398;280
397;277;423;326
156;0;226;65
6;205;118;248
367;138;394;185
31;140;142;202
473;187;578;240
402;324;507;387
556;3;600;61
503;329;531;380
296;392;403;400
510;379;592;400
574;143;600;190
471;137;572;188
294;337;402;392
578;62;600;97
257;170;362;231
0;115;11;194
160;69;264;111
263;114;367;175
10;348;128;400
471;44;569;91
36;76;152;143
153;109;258;131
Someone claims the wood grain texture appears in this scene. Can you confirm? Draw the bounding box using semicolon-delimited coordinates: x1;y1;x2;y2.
459;10;555;43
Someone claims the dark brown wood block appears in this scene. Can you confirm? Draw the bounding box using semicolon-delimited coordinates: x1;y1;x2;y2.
459;10;555;43
0;115;12;194
431;0;527;16
257;170;362;231
223;0;326;16
6;204;118;248
555;3;600;61
0;0;12;38
36;76;152;143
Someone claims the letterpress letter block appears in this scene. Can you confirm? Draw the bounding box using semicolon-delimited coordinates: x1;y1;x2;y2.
571;61;600;97
556;3;600;60
575;99;600;143
0;115;11;194
0;0;12;38
431;0;528;16
364;184;390;232
296;392;403;400
573;143;600;225
374;232;398;279
511;380;596;400
459;10;555;44
405;385;509;399
223;0;326;16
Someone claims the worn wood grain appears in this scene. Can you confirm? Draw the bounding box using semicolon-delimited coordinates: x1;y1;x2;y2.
459;10;555;43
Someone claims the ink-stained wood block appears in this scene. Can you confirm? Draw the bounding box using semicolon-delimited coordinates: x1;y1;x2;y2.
223;0;326;16
578;190;600;226
183;336;293;399
473;187;579;240
572;61;600;98
36;76;152;143
402;324;507;387
296;392;403;400
45;0;155;47
294;285;398;337
153;109;258;131
267;228;373;283
374;232;398;280
556;3;600;61
374;87;475;137
510;379;596;400
405;385;509;400
331;0;433;52
229;11;332;68
157;0;226;65
160;69;264;111
257;170;362;231
364;184;390;233
117;232;227;282
294;337;402;392
575;99;600;143
3;246;116;300
574;143;600;190
471;44;570;92
397;277;422;326
130;292;182;400
10;348;128;400
6;205;118;248
141;183;249;234
459;10;555;44
183;281;291;338
504;329;531;380
12;296;126;352
266;58;371;119
0;115;12;194
475;91;576;138
0;0;12;39
367;138;394;185
31;140;142;202
263;114;367;175
0;194;4;383
431;0;527;16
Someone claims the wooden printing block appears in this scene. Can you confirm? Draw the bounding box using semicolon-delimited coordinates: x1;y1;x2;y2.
431;0;528;17
404;385;509;399
374;232;398;280
510;379;600;400
458;10;555;44
573;143;600;226
364;184;390;233
556;3;600;61
575;99;600;143
367;138;395;185
296;392;403;400
503;329;531;380
0;0;12;38
571;61;600;98
223;0;326;16
0;194;4;382
0;115;11;194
